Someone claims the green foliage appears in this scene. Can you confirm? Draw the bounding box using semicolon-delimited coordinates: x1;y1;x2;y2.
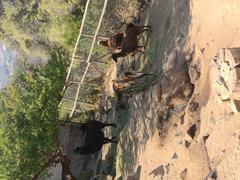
0;46;70;179
0;0;84;57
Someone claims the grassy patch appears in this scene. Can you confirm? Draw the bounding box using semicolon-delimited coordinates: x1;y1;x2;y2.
146;40;159;63
110;108;131;178
116;109;131;134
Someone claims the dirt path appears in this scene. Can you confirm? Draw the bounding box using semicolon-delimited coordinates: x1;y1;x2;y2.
112;0;240;180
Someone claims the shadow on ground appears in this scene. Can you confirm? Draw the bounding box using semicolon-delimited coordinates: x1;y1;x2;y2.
117;0;193;178
98;0;193;179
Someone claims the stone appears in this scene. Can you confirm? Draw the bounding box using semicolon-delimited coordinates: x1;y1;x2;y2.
185;54;192;62
226;48;240;68
214;48;240;102
216;76;232;101
211;171;217;179
172;152;179;159
233;66;240;93
180;113;185;124
188;142;210;165
187;124;197;139
180;168;187;179
189;63;201;81
182;84;194;98
189;101;199;112
149;165;165;177
203;134;210;143
230;99;240;113
185;140;191;148
200;48;205;54
165;163;170;174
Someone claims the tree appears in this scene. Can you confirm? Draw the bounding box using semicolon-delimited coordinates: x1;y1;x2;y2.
0;46;70;179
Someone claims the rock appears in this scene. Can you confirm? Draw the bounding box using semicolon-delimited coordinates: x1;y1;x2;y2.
189;101;199;112
180;113;185;124
206;170;217;180
180;168;187;179
230;99;240;113
182;83;194;98
189;62;201;82
172;152;179;159
216;77;231;101
203;134;210;143
211;171;217;179
185;54;192;63
149;165;165;177
188;142;210;167
226;48;240;68
200;48;205;54
189;57;201;83
185;140;191;148
165;163;170;174
187;124;197;139
214;48;240;102
232;66;240;94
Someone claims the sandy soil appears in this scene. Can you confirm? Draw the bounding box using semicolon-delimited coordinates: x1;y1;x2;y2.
111;0;240;180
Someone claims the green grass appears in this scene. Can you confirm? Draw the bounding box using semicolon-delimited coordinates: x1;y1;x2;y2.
146;40;159;63
110;108;131;178
116;109;131;134
61;99;75;109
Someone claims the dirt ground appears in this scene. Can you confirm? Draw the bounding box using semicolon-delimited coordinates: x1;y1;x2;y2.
100;0;240;180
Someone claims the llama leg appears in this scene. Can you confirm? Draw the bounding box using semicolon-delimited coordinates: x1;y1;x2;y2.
103;137;118;144
138;27;146;35
137;49;145;54
137;45;145;49
102;123;117;128
137;46;145;53
143;25;151;28
110;136;118;143
131;51;138;57
144;28;152;32
103;137;113;142
143;26;152;32
80;123;86;132
110;136;117;140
